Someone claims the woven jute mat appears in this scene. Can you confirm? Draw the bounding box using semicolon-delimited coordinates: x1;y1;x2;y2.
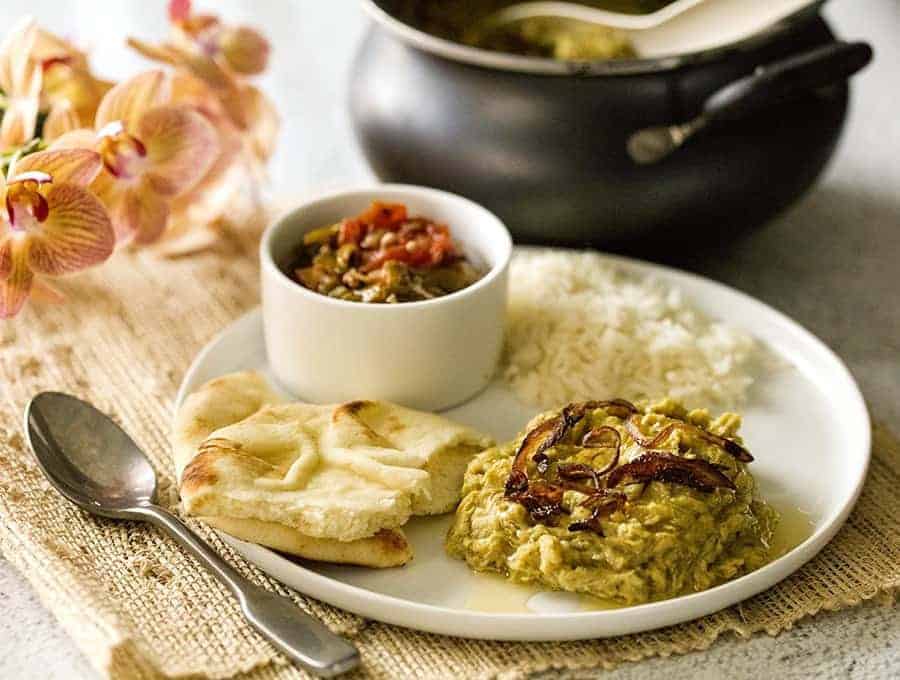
0;239;897;680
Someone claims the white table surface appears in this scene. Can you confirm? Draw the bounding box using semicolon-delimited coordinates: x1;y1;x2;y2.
0;1;897;678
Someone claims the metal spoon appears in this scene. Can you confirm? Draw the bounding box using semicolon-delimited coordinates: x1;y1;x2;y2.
24;392;360;678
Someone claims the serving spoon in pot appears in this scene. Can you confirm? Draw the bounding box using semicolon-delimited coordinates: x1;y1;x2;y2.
24;392;360;678
476;0;704;33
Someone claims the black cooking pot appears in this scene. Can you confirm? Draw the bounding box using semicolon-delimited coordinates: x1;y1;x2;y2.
349;1;871;250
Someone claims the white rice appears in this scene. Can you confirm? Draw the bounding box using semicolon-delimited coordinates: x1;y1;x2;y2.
502;250;757;410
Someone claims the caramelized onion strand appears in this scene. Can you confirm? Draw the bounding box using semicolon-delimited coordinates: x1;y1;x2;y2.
607;451;736;492
580;426;621;477
626;415;753;462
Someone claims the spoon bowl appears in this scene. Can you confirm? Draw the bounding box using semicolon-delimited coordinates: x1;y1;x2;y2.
26;392;158;518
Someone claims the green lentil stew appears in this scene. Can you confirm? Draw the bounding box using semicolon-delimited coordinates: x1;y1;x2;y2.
447;398;779;605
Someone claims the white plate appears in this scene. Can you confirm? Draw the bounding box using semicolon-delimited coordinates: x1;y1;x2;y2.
175;252;870;641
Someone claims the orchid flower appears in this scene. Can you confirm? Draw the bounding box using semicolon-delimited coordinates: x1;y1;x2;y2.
53;70;219;244
167;0;269;76
0;148;114;318
141;66;275;256
42;100;81;142
0;18;112;150
32;27;113;132
162;70;271;243
127;0;273;135
0;18;42;151
123;2;279;254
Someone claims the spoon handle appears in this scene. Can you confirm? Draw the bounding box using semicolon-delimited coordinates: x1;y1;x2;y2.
703;41;873;124
134;505;360;678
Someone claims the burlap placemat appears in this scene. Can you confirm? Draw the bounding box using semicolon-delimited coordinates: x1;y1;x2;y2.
0;238;897;680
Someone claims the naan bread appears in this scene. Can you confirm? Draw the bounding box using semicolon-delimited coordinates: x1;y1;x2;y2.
198;517;412;569
172;371;492;567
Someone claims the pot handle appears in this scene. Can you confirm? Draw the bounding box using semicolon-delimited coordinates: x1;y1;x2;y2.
703;41;873;124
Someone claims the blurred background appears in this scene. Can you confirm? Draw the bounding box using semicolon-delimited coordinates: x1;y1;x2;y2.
0;2;894;248
2;0;888;218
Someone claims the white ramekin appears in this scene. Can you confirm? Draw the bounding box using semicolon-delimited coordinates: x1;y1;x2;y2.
260;185;512;411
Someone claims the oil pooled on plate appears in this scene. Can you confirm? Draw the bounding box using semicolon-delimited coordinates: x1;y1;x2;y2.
767;503;816;559
464;572;621;614
464;504;816;614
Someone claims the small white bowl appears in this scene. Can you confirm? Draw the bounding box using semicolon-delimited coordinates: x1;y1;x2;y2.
260;185;512;411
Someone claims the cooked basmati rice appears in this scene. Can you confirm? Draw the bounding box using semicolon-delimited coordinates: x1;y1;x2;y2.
503;250;757;410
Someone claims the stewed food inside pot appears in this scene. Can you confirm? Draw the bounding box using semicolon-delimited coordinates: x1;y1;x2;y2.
385;1;677;60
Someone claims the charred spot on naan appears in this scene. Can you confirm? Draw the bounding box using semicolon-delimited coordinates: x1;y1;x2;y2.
374;527;410;554
332;400;396;448
333;400;373;419
380;412;407;435
188;437;285;487
181;450;220;494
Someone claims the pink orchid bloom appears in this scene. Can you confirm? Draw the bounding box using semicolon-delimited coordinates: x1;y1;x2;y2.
0;18;43;151
53;70;219;245
0;148;114;318
42;100;82;142
167;0;270;76
123;4;277;254
32;27;114;132
127;0;271;130
157;69;277;256
0;18;112;149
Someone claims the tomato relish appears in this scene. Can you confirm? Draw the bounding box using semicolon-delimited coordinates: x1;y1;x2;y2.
287;201;484;303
